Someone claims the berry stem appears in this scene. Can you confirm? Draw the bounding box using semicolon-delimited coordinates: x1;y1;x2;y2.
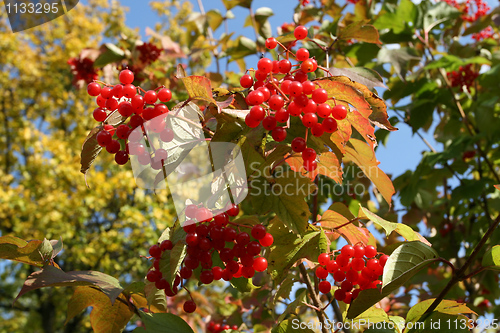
227;221;252;229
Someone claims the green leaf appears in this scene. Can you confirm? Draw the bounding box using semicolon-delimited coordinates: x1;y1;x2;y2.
405;299;476;326
80;126;103;176
482;245;500;271
15;265;123;305
358;206;430;246
338;20;381;44
133;312;195;333
94;43;125;68
272;316;315;332
268;218;328;283
159;242;187;288
276;290;307;322
377;47;420;80
374;0;417;34
423;1;461;32
66;286;133;333
329;67;388;90
406;312;471;333
38;238;53;263
144;282;167;313
230;276;259;293
221;0;252;10
0;235;45;266
272;273;300;306
382;241;439;290
351;306;392;330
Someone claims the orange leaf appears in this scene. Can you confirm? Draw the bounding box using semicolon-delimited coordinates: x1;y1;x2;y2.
319;203;376;246
344;139;395;205
180;75;217;105
347;110;377;149
338;20;382;44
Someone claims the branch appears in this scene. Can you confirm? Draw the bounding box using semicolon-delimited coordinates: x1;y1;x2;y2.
298;262;330;333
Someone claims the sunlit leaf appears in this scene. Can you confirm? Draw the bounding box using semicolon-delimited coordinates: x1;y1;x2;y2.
338;20;382;44
482;245;500;271
133;311;195;333
80;126;102;176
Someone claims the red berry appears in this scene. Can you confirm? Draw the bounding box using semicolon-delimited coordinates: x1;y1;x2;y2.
268;95;284;110
123;84;136;98
296;48;310;61
160;239;173;251
322;117;338;133
302;148;316;161
287;101;302;116
275;109;290;123
93;107;107;122
311;123;324;137
223;227;237;242
105;98;119;111
334;288;346;301
227;204;240;216
100;86;113;99
144;90;158;104
315;266;328;279
278;59;292;73
236;232;250;245
331;105;348;120
318;280;331;294
262;116;277;131
289;81;303;97
265;37;278;49
294;70;308;82
96;130;112;147
146;269;162;282
116;124;131;140
253;257;268;272
200;270;214;284
115;151;129;165
183;300;196;313
333;270;346;282
379;254;389;267
302;113;318;128
106;140;121;154
326;260;339;273
341;245;355;258
301;59;316;73
251;224;267;240
112;84;124;98
214;213;229;226
346;269;360;283
240;74;253;88
294;25;308;40
180;266;193;279
312;88;328;104
119;69;134;84
292;137;307;153
365;245;377;258
302;81;316;95
259;233;274;247
131;95;144;110
157;88;172;102
87;82;101;96
149;244;161;258
257;58;273;73
160;128;174;142
351;258;365;271
271;127;287;142
316;103;332;118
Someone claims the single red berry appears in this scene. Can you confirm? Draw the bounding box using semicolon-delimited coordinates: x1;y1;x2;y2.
268;95;284;110
200;270;214;284
271;127;287;142
240;74;254;88
227;203;240;216
131;95;144;110
157;88;172;102
146;270;162;283
346;269;360;283
287;101;302;116
292;137;307;153
351;258;365;271
105;98;119;111
257;57;273;73
296;48;310;61
251;224;267;240
302;113;318;128
223;227;237;242
294;70;308;82
316;266;328;279
87;82;101;96
322;117;338;133
144;90;158;104
116;124;131;140
301;59;316;73
275;109;290;123
242;266;255;278
326;260;339;273
115;151;129;165
331;104;348;120
302;81;315;95
119;69;134;84
129;115;144;129
312;88;328;104
160;239;173;251
302;148;316;161
253;257;268;272
333;270;346;282
123;84;136;98
149;244;162;258
183;300;196;313
180;266;193;279
93;107;107;122
96;130;112;147
236;232;250;245
341;245;355;258
112;84;124;98
259;233;274;247
106;140;121;154
289;81;303;97
318;280;331;294
311;123;324;137
364;245;377;258
262;116;277;131
294;25;308;40
265;37;278;49
316;103;331;118
379;254;389;267
318;253;329;266
278;59;292;73
334;288;346;301
353;245;365;258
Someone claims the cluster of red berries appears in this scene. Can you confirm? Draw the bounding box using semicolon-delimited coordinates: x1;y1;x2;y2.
146;204;273;313
68;56;99;85
446;64;479;91
86;69;172;165
240;25;348;172
207;321;239;332
442;0;490;22
315;244;389;304
472;26;494;41
136;42;163;64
